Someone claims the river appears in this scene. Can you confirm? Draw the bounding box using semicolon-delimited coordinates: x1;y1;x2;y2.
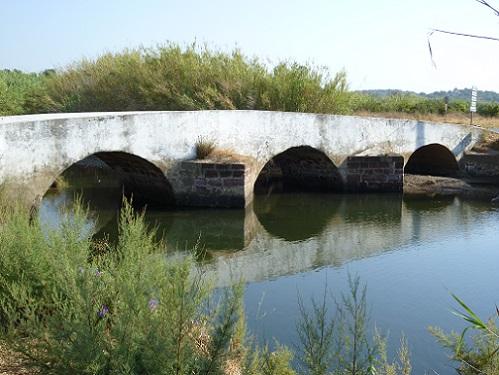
40;182;499;375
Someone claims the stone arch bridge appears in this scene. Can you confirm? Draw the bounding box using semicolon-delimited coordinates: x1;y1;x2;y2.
0;111;482;208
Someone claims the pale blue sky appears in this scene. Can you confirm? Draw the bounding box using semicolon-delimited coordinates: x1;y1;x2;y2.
1;0;498;92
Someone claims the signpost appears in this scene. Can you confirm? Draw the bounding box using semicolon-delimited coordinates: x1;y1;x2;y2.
470;86;477;125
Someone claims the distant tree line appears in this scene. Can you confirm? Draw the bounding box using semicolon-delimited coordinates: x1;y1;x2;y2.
357;88;499;103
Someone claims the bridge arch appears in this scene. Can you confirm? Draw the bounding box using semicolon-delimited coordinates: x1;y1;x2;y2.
404;144;459;177
43;151;175;209
254;146;343;195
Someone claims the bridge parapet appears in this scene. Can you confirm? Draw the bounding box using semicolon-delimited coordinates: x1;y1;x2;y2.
0;111;484;208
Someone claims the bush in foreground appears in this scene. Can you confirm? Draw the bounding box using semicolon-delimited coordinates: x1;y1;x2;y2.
0;201;295;374
0;195;415;375
430;295;499;374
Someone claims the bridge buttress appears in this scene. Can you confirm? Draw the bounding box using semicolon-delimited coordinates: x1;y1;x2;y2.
340;155;404;193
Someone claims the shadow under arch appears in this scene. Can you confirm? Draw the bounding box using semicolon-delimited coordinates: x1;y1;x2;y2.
404;143;459;177
44;151;175;209
254;146;343;195
253;193;343;242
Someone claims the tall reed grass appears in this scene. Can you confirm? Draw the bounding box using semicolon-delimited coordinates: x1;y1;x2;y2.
21;44;351;115
2;44;498;122
0;70;44;116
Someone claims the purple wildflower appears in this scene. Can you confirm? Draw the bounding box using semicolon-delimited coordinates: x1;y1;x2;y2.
97;304;109;318
95;269;103;277
148;298;159;312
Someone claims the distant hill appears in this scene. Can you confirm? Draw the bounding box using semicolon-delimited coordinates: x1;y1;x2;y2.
357;88;499;102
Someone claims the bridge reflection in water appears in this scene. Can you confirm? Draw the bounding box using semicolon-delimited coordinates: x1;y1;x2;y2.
39;179;499;375
40;186;482;287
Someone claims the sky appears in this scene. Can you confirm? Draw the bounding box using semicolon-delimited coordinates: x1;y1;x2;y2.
1;0;499;93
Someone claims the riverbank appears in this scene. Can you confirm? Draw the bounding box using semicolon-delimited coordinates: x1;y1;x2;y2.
404;174;499;200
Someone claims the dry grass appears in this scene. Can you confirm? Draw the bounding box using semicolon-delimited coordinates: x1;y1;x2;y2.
354;111;499;130
206;148;248;162
355;110;499;152
472;131;499;152
194;138;255;164
0;344;35;375
195;137;216;160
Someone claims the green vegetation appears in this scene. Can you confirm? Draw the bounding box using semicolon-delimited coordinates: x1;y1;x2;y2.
17;44;350;115
0;195;414;374
430;295;499;374
350;93;467;115
296;276;411;375
350;92;499;118
0;190;497;374
358;88;499;103
1;44;498;120
0;199;297;374
0;70;44;116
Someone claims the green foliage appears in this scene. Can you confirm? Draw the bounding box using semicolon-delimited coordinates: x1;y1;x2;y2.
296;275;411;375
241;344;296;375
351;93;449;115
351;91;499;118
429;294;499;374
0;200;297;375
0;69;44;115
2;44;498;118
478;102;499;117
19;44;350;115
297;288;336;375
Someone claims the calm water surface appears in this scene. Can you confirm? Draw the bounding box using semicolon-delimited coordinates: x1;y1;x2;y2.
40;186;499;375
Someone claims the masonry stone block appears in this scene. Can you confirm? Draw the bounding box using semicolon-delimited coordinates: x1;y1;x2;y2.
345;156;404;192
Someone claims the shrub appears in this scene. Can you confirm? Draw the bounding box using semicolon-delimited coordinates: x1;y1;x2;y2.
478;102;499;117
0;69;44;116
296;275;412;375
430;294;499;375
20;44;351;116
0;200;296;374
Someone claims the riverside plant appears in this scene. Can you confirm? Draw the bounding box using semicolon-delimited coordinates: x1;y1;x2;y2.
2;45;499;120
0;187;418;375
3;44;499;120
429;295;499;374
0;199;295;374
0;192;413;375
296;275;412;375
